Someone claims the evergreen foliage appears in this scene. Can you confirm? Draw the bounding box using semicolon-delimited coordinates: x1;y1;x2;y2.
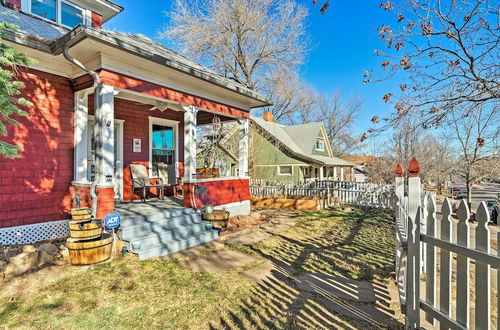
0;22;35;158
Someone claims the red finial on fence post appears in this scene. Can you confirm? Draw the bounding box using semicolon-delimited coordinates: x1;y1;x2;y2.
408;157;420;178
395;164;404;177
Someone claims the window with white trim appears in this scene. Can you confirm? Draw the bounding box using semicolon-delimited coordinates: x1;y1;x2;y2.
278;165;293;176
30;0;85;28
152;124;175;168
315;138;325;151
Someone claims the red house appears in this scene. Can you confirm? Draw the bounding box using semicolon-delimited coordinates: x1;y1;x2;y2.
0;0;270;256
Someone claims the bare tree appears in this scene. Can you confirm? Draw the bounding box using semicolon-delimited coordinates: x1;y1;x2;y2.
299;91;362;156
259;70;317;122
162;0;309;91
364;156;398;184
366;114;454;187
452;104;499;205
425;135;454;194
367;0;499;129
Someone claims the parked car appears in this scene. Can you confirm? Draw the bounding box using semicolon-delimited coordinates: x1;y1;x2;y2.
450;187;462;196
486;200;499;225
455;190;468;199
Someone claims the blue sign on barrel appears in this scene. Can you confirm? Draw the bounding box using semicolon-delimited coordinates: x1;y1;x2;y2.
103;212;121;229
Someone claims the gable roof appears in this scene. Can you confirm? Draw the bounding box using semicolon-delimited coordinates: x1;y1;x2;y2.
281;122;334;157
0;6;272;107
251;116;355;167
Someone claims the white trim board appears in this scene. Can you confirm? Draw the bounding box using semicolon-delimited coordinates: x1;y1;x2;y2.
214;200;250;216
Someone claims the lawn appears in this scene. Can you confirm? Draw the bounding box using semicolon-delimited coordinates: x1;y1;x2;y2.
0;206;400;329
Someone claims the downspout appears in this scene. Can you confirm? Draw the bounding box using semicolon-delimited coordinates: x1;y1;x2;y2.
63;44;101;217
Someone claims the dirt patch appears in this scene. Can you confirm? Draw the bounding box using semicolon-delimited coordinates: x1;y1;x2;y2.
224;214;267;234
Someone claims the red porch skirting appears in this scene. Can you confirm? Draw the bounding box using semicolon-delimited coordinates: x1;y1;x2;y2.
183;178;250;208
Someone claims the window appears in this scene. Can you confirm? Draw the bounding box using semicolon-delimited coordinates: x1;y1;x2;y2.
152;124;175;173
30;0;85;28
315;138;325;151
31;0;57;22
61;1;83;27
278;165;293;176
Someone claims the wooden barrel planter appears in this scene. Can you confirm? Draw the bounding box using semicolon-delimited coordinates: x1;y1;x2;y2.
69;220;103;241
71;208;92;216
66;233;113;265
201;210;230;229
71;208;93;223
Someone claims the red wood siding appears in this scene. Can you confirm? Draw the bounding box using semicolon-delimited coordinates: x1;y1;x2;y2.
96;70;250;119
0;68;74;228
91;12;103;29
183;179;250;208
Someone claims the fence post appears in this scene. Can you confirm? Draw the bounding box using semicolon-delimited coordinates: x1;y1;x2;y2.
406;158;421;329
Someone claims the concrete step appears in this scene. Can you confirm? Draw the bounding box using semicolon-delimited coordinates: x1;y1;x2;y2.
119;208;198;227
136;230;219;260
120;213;202;240
129;222;210;251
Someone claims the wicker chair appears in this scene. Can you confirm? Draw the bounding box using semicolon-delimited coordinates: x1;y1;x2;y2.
130;164;164;202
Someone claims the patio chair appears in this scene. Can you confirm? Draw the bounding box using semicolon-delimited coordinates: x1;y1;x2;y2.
130;164;164;202
157;162;182;197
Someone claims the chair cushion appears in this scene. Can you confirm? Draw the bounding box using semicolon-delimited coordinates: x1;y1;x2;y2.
130;164;149;187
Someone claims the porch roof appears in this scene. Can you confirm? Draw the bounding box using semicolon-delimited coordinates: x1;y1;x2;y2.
0;6;273;108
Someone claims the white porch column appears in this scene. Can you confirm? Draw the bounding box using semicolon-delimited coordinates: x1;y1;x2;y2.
183;105;198;182
333;167;338;180
340;167;345;181
94;84;115;187
73;89;90;185
319;166;324;180
238;118;249;177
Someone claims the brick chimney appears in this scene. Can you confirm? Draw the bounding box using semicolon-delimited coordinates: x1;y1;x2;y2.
263;111;273;122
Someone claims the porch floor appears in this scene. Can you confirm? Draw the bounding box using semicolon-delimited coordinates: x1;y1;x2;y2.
115;197;185;219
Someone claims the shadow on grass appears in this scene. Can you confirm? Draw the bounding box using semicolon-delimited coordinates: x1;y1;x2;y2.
254;206;396;281
209;206;403;329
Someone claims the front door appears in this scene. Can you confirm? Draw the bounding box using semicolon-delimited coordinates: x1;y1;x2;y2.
87;119;124;200
150;121;176;184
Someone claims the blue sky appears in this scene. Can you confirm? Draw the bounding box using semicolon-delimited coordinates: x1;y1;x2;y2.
106;0;400;138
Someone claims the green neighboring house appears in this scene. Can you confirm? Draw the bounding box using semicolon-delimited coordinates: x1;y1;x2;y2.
203;112;356;183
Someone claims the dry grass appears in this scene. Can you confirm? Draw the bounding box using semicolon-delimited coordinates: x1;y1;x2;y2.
252;207;396;282
0;257;253;329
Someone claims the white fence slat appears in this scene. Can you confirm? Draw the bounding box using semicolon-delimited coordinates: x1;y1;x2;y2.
475;202;491;330
456;200;471;327
425;193;437;325
439;198;453;329
406;174;421;329
498;228;499;330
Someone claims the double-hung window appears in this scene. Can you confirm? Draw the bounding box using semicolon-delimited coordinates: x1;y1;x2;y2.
30;0;85;28
315;138;325;151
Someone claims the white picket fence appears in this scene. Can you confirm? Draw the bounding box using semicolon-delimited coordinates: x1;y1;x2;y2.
395;159;500;329
250;179;395;208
